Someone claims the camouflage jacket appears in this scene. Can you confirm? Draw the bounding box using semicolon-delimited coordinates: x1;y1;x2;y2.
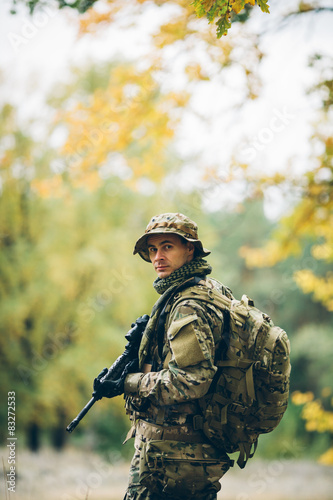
124;277;233;426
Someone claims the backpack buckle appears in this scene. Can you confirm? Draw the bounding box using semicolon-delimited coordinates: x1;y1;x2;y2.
192;415;204;430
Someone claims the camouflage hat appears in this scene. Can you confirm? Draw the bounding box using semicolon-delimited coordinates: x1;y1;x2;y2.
133;212;211;262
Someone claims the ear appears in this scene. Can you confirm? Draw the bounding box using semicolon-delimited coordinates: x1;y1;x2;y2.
187;242;195;256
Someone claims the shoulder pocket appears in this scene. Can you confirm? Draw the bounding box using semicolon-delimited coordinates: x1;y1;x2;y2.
167;313;208;368
167;314;198;340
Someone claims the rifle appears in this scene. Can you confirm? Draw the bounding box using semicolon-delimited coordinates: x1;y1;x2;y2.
66;314;149;433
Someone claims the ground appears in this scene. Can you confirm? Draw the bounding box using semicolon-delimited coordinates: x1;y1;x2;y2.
1;446;333;500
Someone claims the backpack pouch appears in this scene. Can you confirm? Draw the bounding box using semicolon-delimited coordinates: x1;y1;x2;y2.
139;439;232;499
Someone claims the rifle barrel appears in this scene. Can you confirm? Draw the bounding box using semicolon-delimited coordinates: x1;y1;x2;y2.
66;397;96;433
66;351;132;433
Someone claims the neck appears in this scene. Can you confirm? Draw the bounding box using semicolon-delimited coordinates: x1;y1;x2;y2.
153;258;212;295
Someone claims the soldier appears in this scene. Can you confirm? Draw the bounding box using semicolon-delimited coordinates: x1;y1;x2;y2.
93;213;233;499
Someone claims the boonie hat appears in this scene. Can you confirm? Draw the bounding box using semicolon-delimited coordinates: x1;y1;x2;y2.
133;212;211;262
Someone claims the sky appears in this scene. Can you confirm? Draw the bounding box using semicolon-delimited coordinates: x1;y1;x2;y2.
0;0;332;217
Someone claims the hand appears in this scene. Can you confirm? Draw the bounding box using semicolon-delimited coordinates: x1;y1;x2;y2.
92;359;139;401
92;378;123;401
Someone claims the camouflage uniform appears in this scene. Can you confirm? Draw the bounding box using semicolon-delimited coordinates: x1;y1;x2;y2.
123;214;233;499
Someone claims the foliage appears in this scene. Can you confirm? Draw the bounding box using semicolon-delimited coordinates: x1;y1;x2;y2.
2;53;332;456
10;0;332;41
76;0;263;99
0;79;182;447
239;57;333;311
0;102;155;443
0;178;165;447
9;0;98;15
2;0;333;462
290;323;333;465
192;0;269;37
41;61;189;194
239;163;333;310
236;57;333;464
290;324;333;397
9;0;269;37
0;94;329;453
293;391;333;465
88;403;133;457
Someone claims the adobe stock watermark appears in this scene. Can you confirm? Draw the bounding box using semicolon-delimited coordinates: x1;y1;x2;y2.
175;169;230;220
176;167;250;233
77;267;134;323
17;322;79;386
50;78;158;177
236;438;305;500
17;267;134;386
259;255;319;315
49;120;121;176
240;107;296;162
61;450;125;500
7;5;58;54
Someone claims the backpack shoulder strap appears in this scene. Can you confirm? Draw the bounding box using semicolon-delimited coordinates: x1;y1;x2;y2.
170;282;232;315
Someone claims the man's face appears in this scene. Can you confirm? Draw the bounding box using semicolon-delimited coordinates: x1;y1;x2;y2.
147;233;194;278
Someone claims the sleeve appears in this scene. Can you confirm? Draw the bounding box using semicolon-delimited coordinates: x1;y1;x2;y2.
124;300;223;406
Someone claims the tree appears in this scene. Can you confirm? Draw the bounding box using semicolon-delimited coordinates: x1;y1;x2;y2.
9;0;97;15
10;0;270;36
3;0;332;461
239;55;333;312
236;54;333;463
0;83;181;450
41;61;189;193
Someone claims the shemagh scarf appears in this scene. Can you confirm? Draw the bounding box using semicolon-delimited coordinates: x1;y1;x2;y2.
138;258;212;369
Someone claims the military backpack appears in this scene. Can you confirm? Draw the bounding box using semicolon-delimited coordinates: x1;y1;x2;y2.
170;280;291;469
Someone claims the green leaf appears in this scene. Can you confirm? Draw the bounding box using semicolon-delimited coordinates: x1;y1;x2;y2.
216;13;232;37
257;0;270;14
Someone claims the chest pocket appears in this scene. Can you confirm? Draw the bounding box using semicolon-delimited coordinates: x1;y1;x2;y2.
166;313;207;369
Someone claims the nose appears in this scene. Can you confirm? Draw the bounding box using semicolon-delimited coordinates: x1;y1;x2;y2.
154;247;164;261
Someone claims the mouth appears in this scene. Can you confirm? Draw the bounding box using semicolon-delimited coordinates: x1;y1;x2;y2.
156;265;168;272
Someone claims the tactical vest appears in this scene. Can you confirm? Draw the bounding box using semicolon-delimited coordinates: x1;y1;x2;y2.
169;281;291;469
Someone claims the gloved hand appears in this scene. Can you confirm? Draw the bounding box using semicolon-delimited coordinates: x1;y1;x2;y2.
92;359;139;401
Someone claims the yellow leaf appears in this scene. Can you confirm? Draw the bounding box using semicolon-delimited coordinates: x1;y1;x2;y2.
294;270;333;311
31;176;67;198
292;391;314;406
185;63;210;81
230;0;245;15
319;447;333;466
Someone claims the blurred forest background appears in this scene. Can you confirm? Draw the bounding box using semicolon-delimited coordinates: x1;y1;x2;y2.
0;0;332;483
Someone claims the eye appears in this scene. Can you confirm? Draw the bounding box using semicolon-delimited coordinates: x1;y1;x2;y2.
148;247;157;254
